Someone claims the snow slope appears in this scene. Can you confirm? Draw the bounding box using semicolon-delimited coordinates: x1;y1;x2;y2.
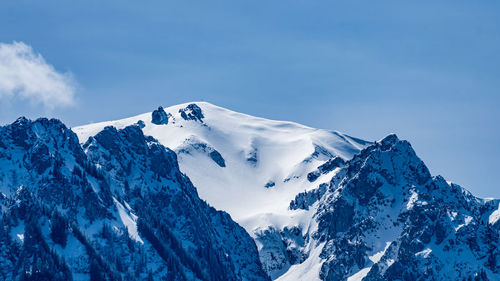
74;102;369;225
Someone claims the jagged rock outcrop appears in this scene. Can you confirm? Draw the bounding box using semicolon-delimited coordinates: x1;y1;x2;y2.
289;183;327;210
179;104;204;122
151;106;169;125
308;134;500;281
307;157;345;182
246;147;258;166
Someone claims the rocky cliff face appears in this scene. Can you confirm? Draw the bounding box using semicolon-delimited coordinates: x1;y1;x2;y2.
276;134;499;280
0;118;269;281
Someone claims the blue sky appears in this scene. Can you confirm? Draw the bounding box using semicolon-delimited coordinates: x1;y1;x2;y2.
0;0;499;197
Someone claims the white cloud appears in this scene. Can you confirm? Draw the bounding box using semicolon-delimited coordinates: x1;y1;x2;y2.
0;41;76;109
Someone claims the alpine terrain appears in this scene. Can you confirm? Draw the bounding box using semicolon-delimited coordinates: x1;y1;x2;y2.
0;102;497;280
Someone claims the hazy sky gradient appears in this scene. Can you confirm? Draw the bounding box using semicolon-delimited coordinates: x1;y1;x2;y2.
1;0;499;197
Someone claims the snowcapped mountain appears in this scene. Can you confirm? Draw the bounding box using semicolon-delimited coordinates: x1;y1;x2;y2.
286;134;499;280
74;102;499;280
75;102;369;222
74;102;371;278
0;102;497;281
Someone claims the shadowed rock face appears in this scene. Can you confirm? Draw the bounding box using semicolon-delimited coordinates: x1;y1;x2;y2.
0;118;269;281
177;137;226;168
208;150;226;167
152;106;169;125
307;156;345;182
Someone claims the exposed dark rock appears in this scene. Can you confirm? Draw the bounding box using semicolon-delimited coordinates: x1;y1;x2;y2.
264;181;275;188
152;106;169;125
136;120;145;128
246;147;258;166
318;198;354;237
209;150;226;167
29;142;52;174
307;157;345;182
179;104;204;122
289;183;327;210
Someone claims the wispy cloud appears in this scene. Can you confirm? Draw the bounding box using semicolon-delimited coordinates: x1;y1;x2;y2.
0;41;76;109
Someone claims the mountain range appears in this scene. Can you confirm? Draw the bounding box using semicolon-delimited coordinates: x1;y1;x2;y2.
0;102;498;280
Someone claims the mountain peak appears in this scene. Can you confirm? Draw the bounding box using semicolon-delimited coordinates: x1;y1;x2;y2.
379;133;399;146
13;116;29;124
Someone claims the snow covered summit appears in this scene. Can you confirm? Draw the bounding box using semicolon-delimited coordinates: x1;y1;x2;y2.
74;102;370;222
